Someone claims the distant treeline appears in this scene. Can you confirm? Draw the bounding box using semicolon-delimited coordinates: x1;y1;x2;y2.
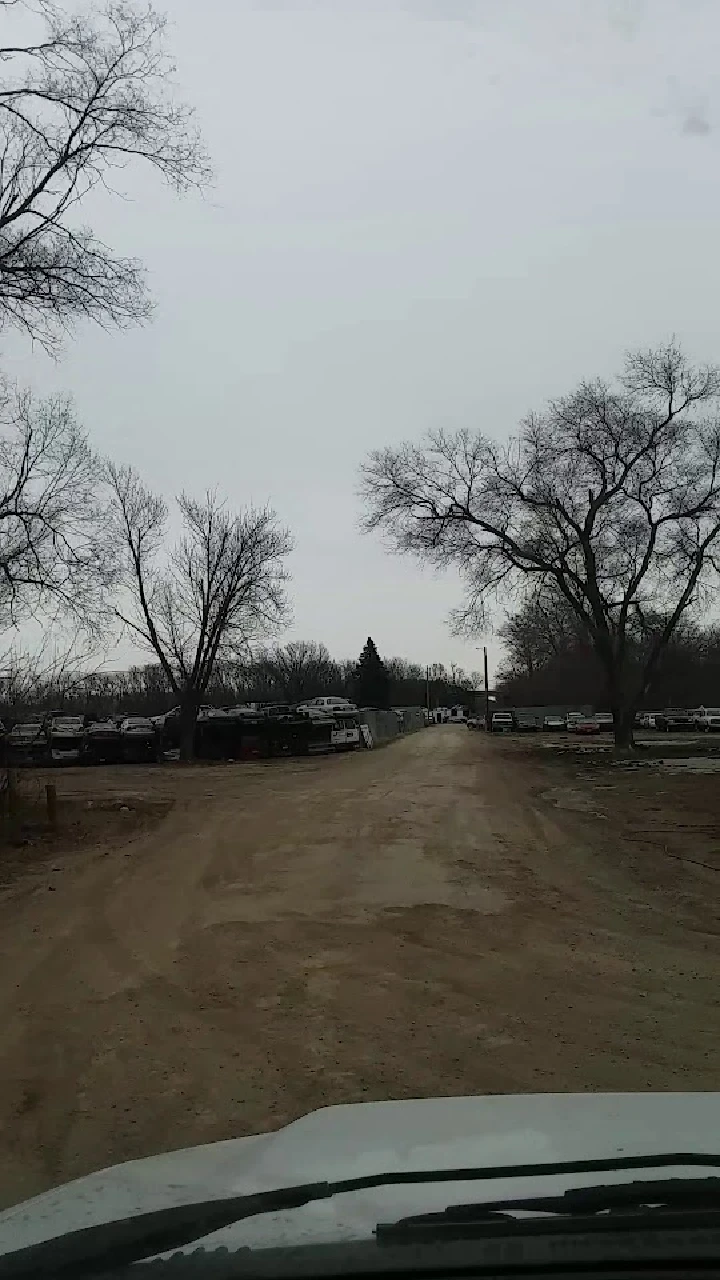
496;617;720;710
0;643;479;723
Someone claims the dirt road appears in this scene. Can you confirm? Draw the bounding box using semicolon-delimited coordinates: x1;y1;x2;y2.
0;727;717;1208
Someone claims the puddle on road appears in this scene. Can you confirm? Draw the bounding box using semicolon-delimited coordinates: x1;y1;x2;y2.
355;840;509;915
542;787;607;818
658;756;720;774
202;836;510;927
611;756;720;774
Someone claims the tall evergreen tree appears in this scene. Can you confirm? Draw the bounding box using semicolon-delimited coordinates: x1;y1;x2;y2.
353;637;390;708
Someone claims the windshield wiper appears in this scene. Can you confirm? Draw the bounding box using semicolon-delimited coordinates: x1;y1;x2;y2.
377;1175;720;1240
2;1152;720;1280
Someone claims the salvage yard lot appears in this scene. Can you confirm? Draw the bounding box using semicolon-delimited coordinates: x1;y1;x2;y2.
0;727;717;1209
497;732;720;910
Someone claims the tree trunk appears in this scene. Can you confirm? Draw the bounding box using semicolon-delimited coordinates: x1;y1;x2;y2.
605;656;636;752
614;711;630;747
613;709;635;751
178;697;198;762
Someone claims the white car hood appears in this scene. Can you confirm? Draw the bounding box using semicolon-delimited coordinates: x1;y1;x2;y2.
1;1092;718;1256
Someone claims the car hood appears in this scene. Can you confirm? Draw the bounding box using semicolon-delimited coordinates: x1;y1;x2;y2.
1;1093;718;1256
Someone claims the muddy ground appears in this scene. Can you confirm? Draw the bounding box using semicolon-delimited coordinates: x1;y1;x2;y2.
0;727;717;1209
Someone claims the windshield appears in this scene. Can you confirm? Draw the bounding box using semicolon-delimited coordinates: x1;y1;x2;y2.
0;0;718;1272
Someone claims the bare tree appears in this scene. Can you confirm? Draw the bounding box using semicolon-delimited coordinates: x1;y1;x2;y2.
257;640;338;704
361;342;720;748
0;627;102;713
0;379;113;631
0;0;210;346
497;585;585;681
384;656;424;683
106;463;292;758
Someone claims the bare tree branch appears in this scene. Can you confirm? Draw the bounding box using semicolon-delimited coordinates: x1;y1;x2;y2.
0;0;211;346
0;379;115;635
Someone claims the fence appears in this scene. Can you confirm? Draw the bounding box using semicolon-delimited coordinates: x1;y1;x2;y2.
358;707;425;746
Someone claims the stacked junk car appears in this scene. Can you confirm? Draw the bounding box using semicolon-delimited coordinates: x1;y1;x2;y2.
0;698;364;767
159;698;361;761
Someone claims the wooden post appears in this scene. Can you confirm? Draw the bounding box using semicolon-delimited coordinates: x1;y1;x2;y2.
45;781;58;829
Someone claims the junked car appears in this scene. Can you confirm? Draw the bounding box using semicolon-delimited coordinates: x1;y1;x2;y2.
695;707;720;732
515;712;540;732
5;721;46;765
542;714;566;731
573;716;602;735
330;714;361;751
654;708;694;732
491;711;514;733
635;711;658;729
297;696;358;714
120;716;159;762
46;714;85;764
82;716;123;765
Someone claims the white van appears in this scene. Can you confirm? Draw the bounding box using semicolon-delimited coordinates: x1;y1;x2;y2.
330;716;360;751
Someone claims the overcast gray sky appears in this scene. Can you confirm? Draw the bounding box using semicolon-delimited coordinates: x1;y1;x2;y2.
5;0;720;680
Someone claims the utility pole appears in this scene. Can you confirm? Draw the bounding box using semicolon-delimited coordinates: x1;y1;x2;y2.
425;665;430;712
484;646;490;728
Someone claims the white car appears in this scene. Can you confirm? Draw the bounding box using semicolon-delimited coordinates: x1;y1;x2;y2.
565;712;584;731
119;716;156;735
542;714;566;731
1;1094;718;1274
298;696;357;714
636;712;657;729
695;707;720;732
47;715;84;763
